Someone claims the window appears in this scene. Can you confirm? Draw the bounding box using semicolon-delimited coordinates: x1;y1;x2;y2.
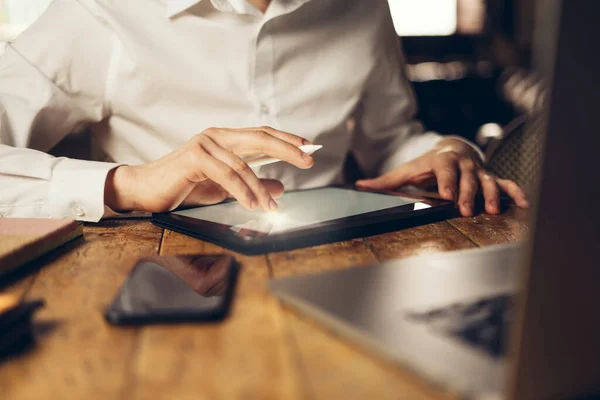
387;0;485;36
388;0;458;36
0;0;52;42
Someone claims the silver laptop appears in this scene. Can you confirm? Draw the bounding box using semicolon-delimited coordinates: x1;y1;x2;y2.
269;1;600;399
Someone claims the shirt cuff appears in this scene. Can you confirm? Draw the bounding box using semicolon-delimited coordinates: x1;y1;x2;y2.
48;158;121;222
443;135;486;164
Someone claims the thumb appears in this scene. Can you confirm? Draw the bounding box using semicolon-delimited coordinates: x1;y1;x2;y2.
355;167;412;190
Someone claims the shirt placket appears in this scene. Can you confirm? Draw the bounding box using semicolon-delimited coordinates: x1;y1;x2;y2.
253;21;277;127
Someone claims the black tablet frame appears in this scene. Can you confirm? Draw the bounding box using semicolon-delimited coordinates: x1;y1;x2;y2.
152;186;455;255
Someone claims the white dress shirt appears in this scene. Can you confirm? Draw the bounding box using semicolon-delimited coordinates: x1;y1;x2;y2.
0;0;469;222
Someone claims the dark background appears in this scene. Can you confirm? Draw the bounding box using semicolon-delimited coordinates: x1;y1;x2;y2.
401;0;536;143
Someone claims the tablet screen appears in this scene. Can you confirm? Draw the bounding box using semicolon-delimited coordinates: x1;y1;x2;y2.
173;187;422;235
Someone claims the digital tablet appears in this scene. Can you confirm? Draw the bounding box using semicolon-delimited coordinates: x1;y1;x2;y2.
152;186;454;255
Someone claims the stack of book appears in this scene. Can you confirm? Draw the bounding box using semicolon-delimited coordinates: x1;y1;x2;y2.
0;217;82;358
0;218;83;279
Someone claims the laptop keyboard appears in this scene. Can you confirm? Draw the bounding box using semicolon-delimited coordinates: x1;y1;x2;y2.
406;294;514;358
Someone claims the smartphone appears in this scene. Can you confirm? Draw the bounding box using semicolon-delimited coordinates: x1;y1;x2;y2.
105;254;239;325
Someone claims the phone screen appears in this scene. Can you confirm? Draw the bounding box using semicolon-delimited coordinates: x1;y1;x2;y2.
105;254;238;324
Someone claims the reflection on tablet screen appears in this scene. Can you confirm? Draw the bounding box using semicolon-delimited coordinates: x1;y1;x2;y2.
173;188;420;235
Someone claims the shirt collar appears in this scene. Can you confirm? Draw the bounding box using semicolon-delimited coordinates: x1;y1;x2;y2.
166;0;202;18
166;0;311;18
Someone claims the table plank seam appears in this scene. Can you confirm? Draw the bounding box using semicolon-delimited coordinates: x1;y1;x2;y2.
438;221;480;249
16;276;37;300
117;329;143;400
281;312;318;400
120;223;162;400
362;237;385;262
364;221;477;261
265;254;276;278
157;227;166;255
447;221;485;248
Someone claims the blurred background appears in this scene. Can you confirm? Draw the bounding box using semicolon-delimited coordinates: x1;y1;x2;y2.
0;0;546;190
0;0;51;40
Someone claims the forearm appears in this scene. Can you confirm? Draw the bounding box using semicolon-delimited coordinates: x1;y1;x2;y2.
375;129;443;175
434;136;486;163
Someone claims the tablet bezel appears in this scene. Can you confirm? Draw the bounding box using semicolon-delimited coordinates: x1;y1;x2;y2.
152;186;455;255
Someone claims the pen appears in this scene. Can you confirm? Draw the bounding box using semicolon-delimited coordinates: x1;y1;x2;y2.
246;145;323;168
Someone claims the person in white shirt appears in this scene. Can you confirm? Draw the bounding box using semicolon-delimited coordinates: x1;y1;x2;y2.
0;0;528;222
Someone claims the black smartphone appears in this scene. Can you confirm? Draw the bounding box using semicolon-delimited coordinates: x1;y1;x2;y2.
105;254;239;325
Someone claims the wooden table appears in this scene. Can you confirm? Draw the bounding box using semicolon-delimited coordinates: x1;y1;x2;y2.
0;208;528;400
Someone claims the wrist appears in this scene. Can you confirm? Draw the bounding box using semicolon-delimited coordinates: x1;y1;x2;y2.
435;137;485;163
104;165;138;212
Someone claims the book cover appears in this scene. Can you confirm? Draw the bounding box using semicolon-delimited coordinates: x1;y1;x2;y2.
0;218;83;277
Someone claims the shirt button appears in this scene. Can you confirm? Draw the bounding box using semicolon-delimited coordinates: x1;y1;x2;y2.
72;203;86;217
260;104;270;115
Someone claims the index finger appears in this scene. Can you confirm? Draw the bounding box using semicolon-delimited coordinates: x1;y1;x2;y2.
433;157;459;201
254;126;311;147
237;129;314;169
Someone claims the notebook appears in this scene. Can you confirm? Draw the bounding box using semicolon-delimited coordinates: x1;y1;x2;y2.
0;218;83;278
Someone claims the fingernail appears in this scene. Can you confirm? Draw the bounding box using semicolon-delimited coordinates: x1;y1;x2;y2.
302;152;313;162
269;199;278;211
444;187;456;200
250;200;258;209
521;199;530;208
489;200;497;208
356;180;366;186
462;202;473;214
302;139;312;145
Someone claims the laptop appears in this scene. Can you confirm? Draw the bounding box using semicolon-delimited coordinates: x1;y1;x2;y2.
269;1;600;399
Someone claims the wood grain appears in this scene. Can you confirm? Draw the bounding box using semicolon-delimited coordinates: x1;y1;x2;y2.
122;229;301;400
0;220;162;400
366;222;478;262
0;208;530;400
282;310;457;400
448;207;530;247
268;238;378;278
126;294;300;400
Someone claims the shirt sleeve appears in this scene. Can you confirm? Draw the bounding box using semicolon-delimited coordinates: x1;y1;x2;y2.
0;0;120;222
350;0;483;178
